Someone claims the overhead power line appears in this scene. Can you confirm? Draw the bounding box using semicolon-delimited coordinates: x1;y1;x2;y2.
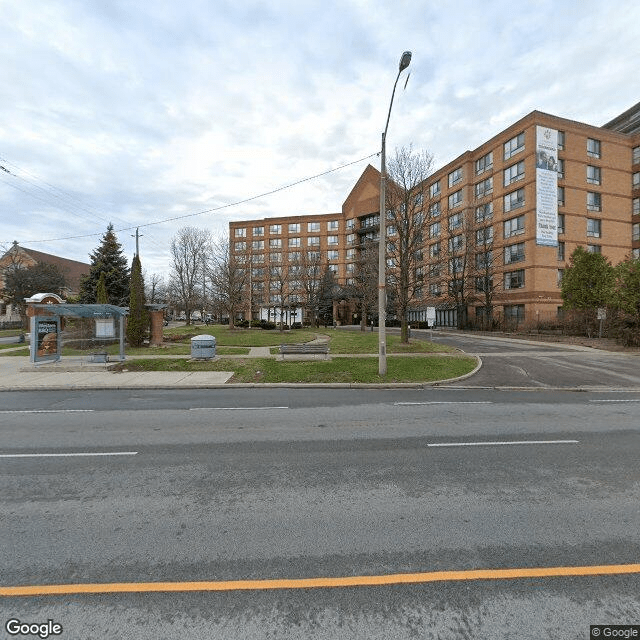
19;152;378;244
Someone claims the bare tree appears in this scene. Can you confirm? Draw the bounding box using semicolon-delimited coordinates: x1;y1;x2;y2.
348;239;378;331
295;248;324;327
472;201;500;329
441;207;477;328
268;262;291;331
144;272;167;304
208;235;248;330
385;146;435;342
168;226;211;325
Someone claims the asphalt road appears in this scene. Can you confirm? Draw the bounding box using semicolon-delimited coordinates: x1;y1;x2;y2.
1;386;639;639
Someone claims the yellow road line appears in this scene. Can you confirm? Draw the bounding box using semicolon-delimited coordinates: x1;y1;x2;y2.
2;564;640;597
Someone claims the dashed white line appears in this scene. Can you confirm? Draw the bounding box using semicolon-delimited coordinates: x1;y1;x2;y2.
394;401;493;406
0;409;95;414
589;399;640;403
189;406;289;411
0;451;138;458
427;440;579;448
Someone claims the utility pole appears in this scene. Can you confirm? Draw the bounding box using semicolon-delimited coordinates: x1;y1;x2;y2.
131;228;143;257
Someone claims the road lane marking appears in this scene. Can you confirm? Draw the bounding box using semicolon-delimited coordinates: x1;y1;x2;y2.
0;452;138;458
189;406;289;411
589;399;640;403
427;440;579;448
394;402;493;406
0;410;95;414
3;563;639;597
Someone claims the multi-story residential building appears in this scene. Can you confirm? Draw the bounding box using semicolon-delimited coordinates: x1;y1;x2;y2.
229;101;640;327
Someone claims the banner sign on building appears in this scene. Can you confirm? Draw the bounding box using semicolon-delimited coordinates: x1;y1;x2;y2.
535;126;559;247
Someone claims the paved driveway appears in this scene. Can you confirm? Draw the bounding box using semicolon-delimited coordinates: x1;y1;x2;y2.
415;330;640;389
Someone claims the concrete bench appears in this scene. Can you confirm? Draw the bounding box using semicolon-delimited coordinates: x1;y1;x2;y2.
279;342;329;359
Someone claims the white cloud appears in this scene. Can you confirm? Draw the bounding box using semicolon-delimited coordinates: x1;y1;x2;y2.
1;0;638;273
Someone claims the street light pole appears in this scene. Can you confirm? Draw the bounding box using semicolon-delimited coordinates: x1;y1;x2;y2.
379;51;412;376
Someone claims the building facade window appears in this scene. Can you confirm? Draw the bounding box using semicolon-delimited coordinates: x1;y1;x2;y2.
235;228;246;237
504;304;525;322
288;251;300;261
587;219;601;238
587;165;601;185
587;192;602;211
557;131;565;150
476;226;493;245
587;138;601;158
448;212;464;231
307;222;320;232
252;240;264;250
475;177;493;198
475;151;493;175
347;233;356;244
504;132;525;160
327;250;339;261
429;222;441;239
504;269;525;290
429;181;441;198
504;161;525;186
429;241;440;257
558;213;565;234
448;235;464;252
475;202;493;222
475;251;493;270
270;252;281;263
234;242;246;251
288;237;301;247
557;159;564;179
448;167;463;187
253;226;264;236
429;282;442;296
504;215;525;238
634;172;640;188
558;186;565;206
327;235;339;245
634;198;640;215
288;223;300;233
587;244;602;254
504;188;525;213
448;190;463;209
633;223;640;242
557;269;564;286
269;224;281;234
558;242;565;261
428;201;441;218
307;236;320;246
504;242;525;264
633;146;640;164
387;225;397;236
269;238;281;248
346;218;355;229
328;220;339;230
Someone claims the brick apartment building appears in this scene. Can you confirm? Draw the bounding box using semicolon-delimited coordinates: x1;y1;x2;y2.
229;101;640;327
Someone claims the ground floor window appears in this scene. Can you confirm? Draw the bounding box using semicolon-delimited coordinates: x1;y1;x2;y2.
504;304;525;323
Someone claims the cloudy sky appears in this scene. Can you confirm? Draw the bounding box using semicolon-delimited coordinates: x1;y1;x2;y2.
1;0;638;275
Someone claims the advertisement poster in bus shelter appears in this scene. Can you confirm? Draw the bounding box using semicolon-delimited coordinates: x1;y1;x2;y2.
33;317;60;363
535;126;559;247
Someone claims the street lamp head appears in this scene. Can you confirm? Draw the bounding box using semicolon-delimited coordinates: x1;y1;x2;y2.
399;51;412;72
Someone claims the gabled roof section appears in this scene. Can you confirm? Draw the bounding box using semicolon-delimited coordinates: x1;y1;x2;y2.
342;164;381;217
0;244;90;294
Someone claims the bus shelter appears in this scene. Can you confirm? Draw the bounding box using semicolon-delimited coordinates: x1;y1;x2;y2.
28;303;128;364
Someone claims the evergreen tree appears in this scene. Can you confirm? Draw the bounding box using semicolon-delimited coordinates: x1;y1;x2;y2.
79;223;130;305
96;272;108;304
126;254;149;347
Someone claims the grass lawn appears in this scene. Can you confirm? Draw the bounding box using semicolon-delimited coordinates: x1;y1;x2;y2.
112;354;477;384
